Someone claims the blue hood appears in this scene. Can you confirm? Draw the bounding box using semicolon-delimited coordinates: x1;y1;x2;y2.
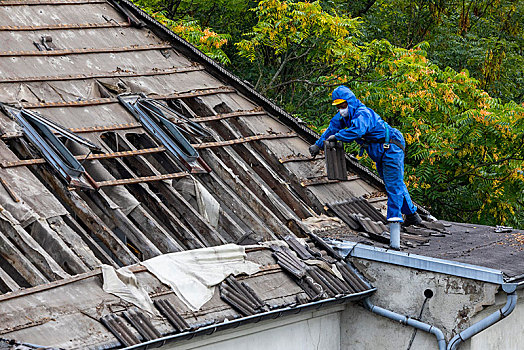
331;86;364;118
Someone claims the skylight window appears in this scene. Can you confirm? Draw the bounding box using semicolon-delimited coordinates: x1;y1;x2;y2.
118;95;211;173
0;104;101;190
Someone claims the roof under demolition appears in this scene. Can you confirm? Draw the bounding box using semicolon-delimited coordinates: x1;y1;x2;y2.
0;0;522;348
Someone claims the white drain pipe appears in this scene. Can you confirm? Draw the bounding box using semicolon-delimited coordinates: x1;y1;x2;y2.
389;222;401;249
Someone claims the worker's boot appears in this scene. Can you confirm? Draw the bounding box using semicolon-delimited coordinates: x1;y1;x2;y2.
403;212;423;227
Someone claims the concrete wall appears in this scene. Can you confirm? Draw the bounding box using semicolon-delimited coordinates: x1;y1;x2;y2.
341;258;524;350
468;288;524;350
163;305;344;350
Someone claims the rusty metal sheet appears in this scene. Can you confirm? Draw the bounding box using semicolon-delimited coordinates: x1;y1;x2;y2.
0;50;192;80
0;3;123;27
0;27;165;52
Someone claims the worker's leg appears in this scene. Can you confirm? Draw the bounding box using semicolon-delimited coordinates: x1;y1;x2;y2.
396;152;417;216
381;145;417;221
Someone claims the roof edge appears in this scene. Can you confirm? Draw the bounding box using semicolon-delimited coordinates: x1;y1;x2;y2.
121;288;376;350
331;241;506;285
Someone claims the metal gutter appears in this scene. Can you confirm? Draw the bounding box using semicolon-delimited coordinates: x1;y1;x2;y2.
122;288;376;350
332;241;505;285
330;240;524;349
363;298;446;350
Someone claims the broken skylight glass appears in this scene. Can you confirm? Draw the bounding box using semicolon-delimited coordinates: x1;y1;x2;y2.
118;94;211;174
0;104;101;190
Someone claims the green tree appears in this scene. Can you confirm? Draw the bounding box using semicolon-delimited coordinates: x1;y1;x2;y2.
237;0;524;226
236;0;361;104
340;0;524;103
132;0;231;64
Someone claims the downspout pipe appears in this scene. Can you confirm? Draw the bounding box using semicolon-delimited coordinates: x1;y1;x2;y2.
447;290;518;350
363;298;446;350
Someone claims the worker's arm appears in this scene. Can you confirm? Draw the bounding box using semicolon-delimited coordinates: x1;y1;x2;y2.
333;109;371;142
314;115;343;148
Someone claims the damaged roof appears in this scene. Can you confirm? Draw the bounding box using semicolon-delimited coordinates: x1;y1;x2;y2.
0;0;380;347
0;0;383;287
0;0;522;348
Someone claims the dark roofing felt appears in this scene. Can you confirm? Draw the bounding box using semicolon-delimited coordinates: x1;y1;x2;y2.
324;221;524;279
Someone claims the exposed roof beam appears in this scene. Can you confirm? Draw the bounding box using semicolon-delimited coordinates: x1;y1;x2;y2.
0;110;265;139
9;140;140;265
1;133;297;168
0;265;20;292
0;43;171;57
0;22;130;31
1;147;166;168
96;171;188;187
193;132;297;149
0;65;204;83
0;230;49;286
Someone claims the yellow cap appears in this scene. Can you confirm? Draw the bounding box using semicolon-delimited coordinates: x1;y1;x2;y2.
332;99;345;106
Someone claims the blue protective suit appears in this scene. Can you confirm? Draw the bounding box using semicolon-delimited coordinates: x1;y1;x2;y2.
316;86;417;222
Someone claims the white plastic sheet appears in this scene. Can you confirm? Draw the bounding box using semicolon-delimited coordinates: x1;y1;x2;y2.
141;244;260;311
101;265;156;315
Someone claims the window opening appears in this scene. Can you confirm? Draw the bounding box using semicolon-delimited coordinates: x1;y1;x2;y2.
143;98;210;139
182;97;215;117
0;104;101;190
118;94;211;173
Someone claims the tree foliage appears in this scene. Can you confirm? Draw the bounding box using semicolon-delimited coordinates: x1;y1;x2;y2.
133;0;524;226
236;0;360;90
133;0;231;64
341;0;524;103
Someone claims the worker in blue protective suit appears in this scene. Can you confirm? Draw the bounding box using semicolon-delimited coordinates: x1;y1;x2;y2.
309;86;422;228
